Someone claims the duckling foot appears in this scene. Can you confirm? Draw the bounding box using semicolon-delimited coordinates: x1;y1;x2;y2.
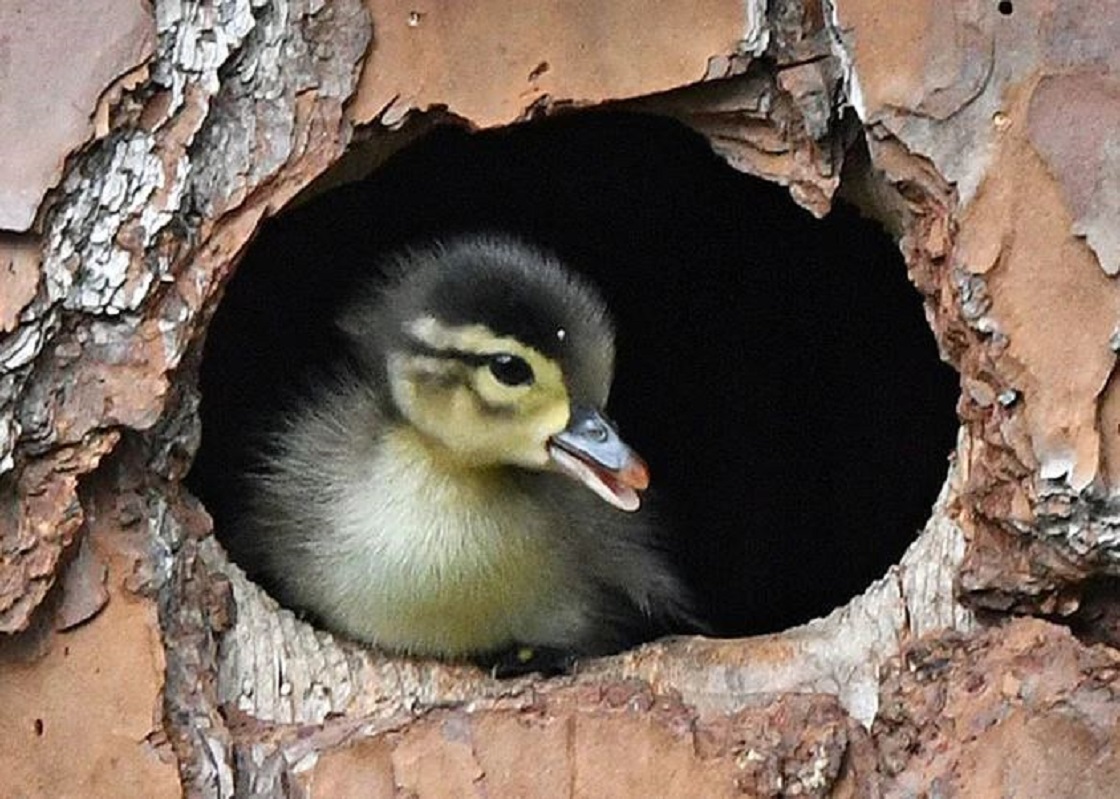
479;645;579;678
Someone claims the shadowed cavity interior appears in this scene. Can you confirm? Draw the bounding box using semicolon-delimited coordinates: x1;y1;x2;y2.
189;111;960;638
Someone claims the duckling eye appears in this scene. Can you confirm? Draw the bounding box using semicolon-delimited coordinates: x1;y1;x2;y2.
488;353;534;386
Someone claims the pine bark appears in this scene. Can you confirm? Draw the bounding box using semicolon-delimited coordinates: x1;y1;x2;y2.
1;1;1118;796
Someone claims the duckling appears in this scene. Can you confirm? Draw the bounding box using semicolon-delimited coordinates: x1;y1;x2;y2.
226;234;691;667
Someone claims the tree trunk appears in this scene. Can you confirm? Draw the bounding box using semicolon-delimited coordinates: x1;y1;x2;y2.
1;1;1118;796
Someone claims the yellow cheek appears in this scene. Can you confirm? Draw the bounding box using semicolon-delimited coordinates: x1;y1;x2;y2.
472;400;563;465
496;400;569;468
452;397;569;469
536;400;570;439
389;352;573;469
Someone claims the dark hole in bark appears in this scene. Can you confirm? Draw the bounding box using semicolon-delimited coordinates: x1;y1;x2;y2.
188;111;959;639
998;1;1013;15
1064;577;1120;650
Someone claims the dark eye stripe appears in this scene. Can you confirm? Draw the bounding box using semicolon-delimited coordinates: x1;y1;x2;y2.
404;337;536;389
403;337;492;368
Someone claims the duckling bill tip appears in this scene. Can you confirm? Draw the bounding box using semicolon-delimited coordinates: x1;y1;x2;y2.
547;445;644;511
546;404;650;512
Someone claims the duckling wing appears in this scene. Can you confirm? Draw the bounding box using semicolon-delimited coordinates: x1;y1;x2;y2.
517;472;700;655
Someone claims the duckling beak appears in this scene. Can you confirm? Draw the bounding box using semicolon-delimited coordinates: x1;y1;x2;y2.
547;405;650;512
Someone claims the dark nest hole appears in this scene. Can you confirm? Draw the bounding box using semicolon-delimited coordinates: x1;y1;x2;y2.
188;110;960;640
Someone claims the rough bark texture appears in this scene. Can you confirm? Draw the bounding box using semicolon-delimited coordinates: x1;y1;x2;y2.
1;1;1118;796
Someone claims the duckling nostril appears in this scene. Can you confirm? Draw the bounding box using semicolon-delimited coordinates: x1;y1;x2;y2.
571;407;613;445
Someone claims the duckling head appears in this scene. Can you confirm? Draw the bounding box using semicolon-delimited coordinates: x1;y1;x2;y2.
339;234;649;511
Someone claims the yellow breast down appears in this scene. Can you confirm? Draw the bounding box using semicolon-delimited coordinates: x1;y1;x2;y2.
323;426;574;655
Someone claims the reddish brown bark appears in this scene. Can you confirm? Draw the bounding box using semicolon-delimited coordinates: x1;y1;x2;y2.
1;1;1118;796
